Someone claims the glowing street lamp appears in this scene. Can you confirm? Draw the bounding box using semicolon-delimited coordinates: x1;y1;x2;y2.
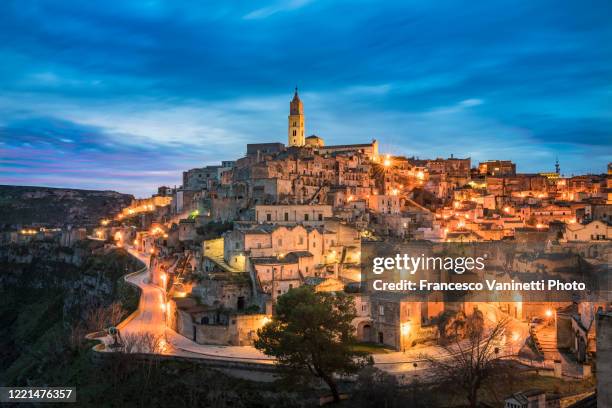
383;155;391;167
401;322;411;352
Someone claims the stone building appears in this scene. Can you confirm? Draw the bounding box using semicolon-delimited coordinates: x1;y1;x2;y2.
368;194;401;214
478;160;516;176
254;204;332;225
172;297;268;346
305;134;324;147
597;309;612;408
564;220;610;242
369;293;423;350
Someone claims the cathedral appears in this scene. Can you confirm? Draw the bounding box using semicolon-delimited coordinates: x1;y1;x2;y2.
287;88;379;161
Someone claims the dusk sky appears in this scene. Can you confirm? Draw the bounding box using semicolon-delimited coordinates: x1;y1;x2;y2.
1;0;611;197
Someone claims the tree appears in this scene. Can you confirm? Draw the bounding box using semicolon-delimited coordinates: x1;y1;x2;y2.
420;314;509;408
353;366;399;408
254;286;370;403
84;301;125;331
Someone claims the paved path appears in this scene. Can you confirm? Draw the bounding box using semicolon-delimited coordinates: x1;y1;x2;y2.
117;248;273;363
534;323;583;377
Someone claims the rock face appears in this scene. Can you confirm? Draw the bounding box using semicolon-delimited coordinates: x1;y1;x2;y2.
0;185;134;227
0;240;143;322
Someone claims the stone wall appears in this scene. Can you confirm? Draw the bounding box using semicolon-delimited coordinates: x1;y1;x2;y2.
596;311;612;408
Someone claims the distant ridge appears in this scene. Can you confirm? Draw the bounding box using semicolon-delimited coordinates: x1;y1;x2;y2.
0;185;134;227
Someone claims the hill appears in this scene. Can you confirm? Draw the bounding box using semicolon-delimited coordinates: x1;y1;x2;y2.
0;185;133;227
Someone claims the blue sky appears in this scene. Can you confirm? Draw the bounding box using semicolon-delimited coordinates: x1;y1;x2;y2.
1;0;611;197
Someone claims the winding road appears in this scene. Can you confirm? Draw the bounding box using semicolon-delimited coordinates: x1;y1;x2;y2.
103;246;533;376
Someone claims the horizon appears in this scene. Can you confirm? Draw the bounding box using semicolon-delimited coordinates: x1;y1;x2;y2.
1;1;611;197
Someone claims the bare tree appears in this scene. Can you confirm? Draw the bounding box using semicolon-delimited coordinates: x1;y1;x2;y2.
84;301;125;331
420;314;509;408
121;331;164;354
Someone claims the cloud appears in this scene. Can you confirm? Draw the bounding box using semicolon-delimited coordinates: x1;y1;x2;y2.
460;99;484;108
0;0;610;195
243;0;314;19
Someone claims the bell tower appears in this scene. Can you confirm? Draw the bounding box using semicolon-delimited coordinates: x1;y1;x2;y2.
288;87;305;147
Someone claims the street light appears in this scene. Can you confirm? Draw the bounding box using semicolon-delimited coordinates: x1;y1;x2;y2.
401;322;411;352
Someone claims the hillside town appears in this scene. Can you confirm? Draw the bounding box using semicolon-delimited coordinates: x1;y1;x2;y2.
5;89;611;406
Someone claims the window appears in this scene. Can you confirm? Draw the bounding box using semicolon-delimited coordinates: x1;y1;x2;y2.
284;212;289;221
234;242;239;249
362;304;368;312
318;214;323;221
304;214;309;221
379;305;385;315
266;213;271;221
298;236;304;245
293;130;296;136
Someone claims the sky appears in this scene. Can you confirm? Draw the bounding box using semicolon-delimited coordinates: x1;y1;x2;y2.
1;0;611;197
